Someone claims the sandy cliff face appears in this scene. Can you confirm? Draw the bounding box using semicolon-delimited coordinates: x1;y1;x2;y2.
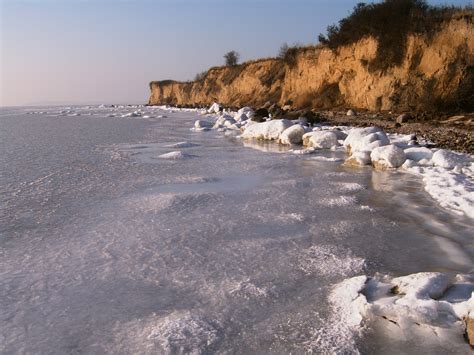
149;17;473;112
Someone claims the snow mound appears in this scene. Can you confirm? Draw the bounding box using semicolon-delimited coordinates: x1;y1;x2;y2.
278;124;305;145
241;119;293;140
158;151;195;160
193;120;213;131
303;131;339;149
370;144;406;169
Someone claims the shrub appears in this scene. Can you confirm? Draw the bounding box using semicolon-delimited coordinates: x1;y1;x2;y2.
278;43;289;59
194;71;207;81
278;44;302;67
318;0;472;71
224;51;239;66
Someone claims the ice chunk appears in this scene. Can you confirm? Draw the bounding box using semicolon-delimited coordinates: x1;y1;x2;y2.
194;120;213;130
370;144;406;169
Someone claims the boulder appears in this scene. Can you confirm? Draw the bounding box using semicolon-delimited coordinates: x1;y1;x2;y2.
396;113;413;124
303;131;339;149
343;127;389;155
241;119;293;141
278;124;305;145
370;144;406;169
252;108;269;122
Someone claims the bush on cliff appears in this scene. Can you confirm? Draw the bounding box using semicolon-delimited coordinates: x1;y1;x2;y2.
318;0;472;71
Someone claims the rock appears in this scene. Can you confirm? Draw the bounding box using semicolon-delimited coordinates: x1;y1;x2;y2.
346;109;357;116
252;108;269;122
282;104;292;111
432;149;467;169
278;124;305;145
396;113;413;124
237;106;254;118
234;112;249;122
343;127;389;155
465;316;474;346
303;131;339;149
241;119;293;141
370;144;406;169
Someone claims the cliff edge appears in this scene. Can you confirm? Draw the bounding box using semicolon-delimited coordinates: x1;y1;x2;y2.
149;13;473;113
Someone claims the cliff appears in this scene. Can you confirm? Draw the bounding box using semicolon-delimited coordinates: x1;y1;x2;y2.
149;15;473;113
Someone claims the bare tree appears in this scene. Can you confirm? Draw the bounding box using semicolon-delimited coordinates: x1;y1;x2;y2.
224;51;239;66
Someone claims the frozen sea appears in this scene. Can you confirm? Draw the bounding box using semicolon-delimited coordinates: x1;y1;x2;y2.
1;105;472;354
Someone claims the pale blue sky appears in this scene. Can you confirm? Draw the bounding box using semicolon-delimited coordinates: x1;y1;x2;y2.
1;0;472;106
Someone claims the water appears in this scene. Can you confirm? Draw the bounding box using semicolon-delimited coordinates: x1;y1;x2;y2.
1;106;472;354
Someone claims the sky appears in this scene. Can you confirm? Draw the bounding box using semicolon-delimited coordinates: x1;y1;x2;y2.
1;0;472;106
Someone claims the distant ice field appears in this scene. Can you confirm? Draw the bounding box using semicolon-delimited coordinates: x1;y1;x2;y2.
0;105;472;354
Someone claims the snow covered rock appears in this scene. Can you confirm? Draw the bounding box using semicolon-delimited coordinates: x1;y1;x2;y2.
404;146;433;162
241;119;293;141
344;151;372;166
208;102;222;114
331;272;474;351
370;144;406;169
303;131;339;149
432;149;468;169
278;125;305;145
343;127;389;155
213;115;236;129
237;106;254;118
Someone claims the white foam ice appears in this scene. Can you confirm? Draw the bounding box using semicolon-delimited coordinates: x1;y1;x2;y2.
298;245;366;277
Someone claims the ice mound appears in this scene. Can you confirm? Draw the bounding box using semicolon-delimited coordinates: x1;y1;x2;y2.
165;142;200;148
158;151;195;160
278;124;305;145
370;144;406;169
299;245;366;277
241;119;293;141
329;272;474;350
303;131;339;149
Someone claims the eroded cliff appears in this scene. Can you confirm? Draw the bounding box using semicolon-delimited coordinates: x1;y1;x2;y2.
149;15;473;113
